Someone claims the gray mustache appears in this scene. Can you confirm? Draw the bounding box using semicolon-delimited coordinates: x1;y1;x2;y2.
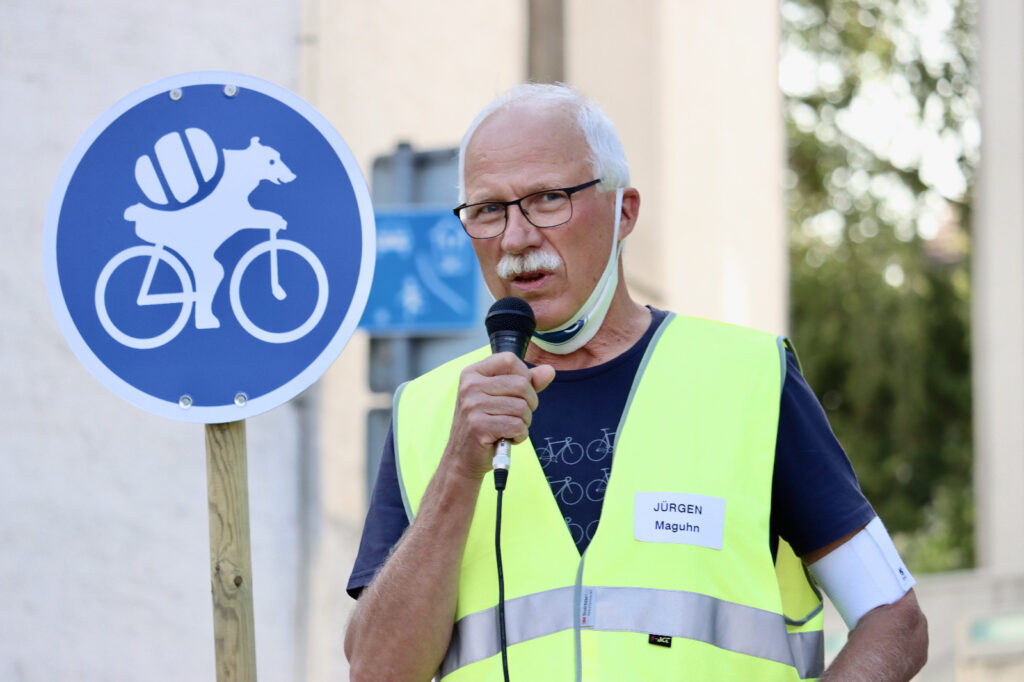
497;250;562;280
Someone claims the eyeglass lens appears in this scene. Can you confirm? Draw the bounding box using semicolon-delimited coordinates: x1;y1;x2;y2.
459;190;573;237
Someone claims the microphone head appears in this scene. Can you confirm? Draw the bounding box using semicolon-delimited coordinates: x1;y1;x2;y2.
486;297;536;359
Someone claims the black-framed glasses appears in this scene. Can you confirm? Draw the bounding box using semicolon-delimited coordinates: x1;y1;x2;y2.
453;178;601;239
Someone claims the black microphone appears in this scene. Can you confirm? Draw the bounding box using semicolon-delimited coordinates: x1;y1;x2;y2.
485;297;536;480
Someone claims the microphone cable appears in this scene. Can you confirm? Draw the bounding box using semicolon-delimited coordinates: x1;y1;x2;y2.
494;467;511;682
484;296;535;682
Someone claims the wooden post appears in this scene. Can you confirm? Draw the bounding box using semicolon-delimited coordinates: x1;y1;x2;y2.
206;420;258;681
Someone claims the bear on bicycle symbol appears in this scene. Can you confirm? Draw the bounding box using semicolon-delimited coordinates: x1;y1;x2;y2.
98;130;329;349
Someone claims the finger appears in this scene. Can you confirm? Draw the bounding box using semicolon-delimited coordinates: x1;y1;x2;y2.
474;352;533;379
462;366;537;409
530;364;556;393
467;410;531;448
496;373;540;412
481;393;534;428
455;379;534;431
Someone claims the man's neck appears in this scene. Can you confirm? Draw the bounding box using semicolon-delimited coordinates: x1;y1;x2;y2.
524;290;651;371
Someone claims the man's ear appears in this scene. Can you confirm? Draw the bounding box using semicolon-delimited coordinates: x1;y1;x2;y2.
617;187;641;240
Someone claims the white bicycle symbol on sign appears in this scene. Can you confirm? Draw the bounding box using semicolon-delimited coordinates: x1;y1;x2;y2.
95;230;327;349
95;129;328;349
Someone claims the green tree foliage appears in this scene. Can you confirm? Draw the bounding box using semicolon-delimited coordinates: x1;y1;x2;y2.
781;0;976;571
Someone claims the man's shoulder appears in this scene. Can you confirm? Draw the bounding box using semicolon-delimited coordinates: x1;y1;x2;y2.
665;311;778;335
656;312;783;353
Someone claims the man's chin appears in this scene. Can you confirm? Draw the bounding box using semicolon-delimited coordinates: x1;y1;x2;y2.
523;300;575;333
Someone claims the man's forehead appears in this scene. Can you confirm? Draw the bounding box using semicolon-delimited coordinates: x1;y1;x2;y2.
465;106;588;188
470;103;581;151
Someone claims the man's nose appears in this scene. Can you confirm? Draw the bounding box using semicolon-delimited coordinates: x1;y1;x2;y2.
501;204;542;253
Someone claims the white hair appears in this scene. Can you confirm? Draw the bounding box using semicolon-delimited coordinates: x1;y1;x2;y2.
456;83;630;203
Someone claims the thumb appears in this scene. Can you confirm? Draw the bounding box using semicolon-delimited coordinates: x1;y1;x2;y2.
530;364;556;393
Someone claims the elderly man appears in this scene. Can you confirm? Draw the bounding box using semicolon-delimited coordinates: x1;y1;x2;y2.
345;83;927;681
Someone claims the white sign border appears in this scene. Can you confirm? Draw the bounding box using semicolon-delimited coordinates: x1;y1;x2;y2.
43;71;376;424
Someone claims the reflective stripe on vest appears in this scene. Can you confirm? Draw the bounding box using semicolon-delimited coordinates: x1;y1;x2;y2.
395;313;825;681
442;586;824;679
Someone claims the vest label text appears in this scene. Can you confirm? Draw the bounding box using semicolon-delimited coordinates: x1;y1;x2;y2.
634;492;726;550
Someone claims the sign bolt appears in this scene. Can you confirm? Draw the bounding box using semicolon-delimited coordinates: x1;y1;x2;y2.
234;393;248;407
223;84;238;97
169;88;183;101
178;395;193;409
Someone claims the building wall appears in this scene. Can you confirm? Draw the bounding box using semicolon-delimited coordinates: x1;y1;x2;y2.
973;0;1024;574
568;1;788;333
0;1;308;680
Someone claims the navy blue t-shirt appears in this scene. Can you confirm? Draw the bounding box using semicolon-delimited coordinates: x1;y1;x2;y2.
347;309;874;598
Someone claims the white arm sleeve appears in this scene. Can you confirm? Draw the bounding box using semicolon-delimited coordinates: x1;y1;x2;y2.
807;516;916;629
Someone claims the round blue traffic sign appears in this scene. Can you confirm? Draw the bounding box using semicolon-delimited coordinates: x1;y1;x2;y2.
44;72;375;423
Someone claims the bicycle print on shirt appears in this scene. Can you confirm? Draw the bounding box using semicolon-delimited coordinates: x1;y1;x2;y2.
536;427;617;548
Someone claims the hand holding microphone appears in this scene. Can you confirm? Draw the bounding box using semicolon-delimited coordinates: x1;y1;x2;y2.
484;297;537;487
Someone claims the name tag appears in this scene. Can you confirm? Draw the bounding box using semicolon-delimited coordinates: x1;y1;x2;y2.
634;492;726;550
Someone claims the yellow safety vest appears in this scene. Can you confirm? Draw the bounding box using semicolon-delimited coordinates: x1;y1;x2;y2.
394;314;824;681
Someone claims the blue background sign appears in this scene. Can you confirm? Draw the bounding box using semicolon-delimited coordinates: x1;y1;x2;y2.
360;209;481;334
44;72;375;423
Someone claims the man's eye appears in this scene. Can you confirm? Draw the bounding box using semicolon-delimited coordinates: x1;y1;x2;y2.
477;203;503;216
